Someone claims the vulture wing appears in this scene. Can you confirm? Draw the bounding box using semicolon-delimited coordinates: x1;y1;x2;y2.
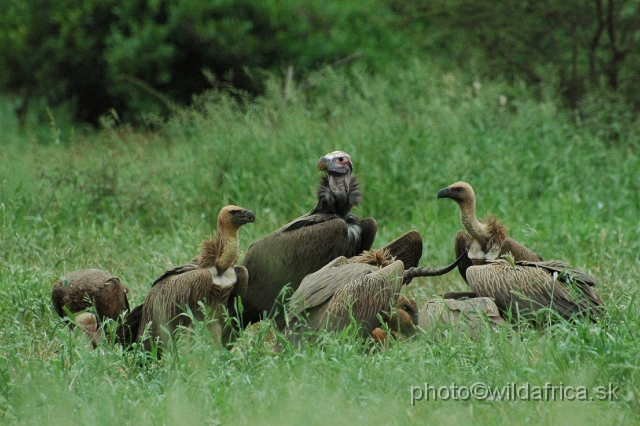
138;268;237;347
418;297;505;339
150;260;199;287
499;238;543;262
454;230;474;283
240;218;353;324
353;229;422;268
231;266;249;299
320;260;405;334
466;260;602;322
288;258;368;320
116;303;143;347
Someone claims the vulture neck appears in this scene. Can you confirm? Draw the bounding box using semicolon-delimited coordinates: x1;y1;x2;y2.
200;224;240;273
313;174;361;217
458;200;490;245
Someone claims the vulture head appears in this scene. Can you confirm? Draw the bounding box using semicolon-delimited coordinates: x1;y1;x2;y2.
315;151;360;214
390;295;419;336
220;205;256;229
437;181;476;210
74;312;100;348
437;181;507;247
201;205;255;272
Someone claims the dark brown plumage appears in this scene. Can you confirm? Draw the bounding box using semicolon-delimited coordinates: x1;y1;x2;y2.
437;181;542;282
237;151;377;327
464;258;603;322
136;205;254;353
51;269;130;323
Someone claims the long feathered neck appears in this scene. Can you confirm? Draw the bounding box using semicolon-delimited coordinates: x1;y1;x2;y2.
312;174;362;217
459;200;507;248
198;222;239;272
459;197;491;245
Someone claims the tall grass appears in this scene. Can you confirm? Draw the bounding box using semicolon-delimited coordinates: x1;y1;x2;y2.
0;60;638;424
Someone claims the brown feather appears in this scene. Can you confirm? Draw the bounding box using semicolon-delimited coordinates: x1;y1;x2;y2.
418;296;506;339
285;256;405;345
51;269;130;322
465;259;602;323
137;205;253;354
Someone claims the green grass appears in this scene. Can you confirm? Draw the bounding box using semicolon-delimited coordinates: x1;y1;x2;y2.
0;61;639;424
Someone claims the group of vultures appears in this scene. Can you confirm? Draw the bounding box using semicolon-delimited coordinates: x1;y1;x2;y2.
52;151;604;356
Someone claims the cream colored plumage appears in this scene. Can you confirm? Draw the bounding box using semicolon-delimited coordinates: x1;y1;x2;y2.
136;205;254;353
437;181;542;282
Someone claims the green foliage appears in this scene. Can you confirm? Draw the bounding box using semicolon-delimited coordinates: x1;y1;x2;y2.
400;0;640;138
0;0;401;126
1;61;640;423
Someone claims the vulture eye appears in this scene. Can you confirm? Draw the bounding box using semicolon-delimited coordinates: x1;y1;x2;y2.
338;156;344;162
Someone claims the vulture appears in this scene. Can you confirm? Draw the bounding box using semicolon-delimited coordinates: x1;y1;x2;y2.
284;248;461;346
417;296;506;339
74;312;101;349
136;205;254;353
371;295;420;344
437;181;542;282
372;294;505;343
51;269;130;346
237;151;378;327
437;181;602;323
461;258;603;322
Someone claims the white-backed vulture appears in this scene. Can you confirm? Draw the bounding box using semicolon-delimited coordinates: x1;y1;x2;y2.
284;248;461;346
285;250;404;345
237;151;377;327
437;181;543;282
373;294;505;343
136;205;254;353
73;312;101;348
463;259;603;322
418;296;506;338
52;268;130;324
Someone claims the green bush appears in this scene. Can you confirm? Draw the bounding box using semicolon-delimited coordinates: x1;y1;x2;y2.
0;0;399;126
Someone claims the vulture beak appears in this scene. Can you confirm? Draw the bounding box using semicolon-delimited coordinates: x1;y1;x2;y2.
232;209;256;226
317;151;353;175
437;186;452;199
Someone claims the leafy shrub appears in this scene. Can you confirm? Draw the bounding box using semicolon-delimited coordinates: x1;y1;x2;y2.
0;0;397;126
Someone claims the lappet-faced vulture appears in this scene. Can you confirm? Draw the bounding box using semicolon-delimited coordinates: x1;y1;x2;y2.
284;248;462;346
237;151;378;327
52;269;130;346
136;205;254;353
461;258;603;323
437;181;542;282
